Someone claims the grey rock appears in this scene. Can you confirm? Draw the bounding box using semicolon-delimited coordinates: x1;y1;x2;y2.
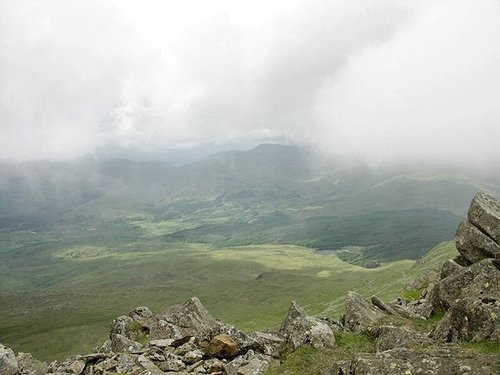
429;258;500;313
455;221;500;263
343;292;385;332
16;352;47;375
137;354;164;375
431;297;500;342
183;349;204;364
370;296;397;315
440;258;463;279
0;344;19;375
248;331;284;358
328;360;351;375
225;350;276;375
109;315;134;337
373;325;432;352
155;297;220;341
468;192;500;244
110;334;143;353
350;347;500;375
280;301;335;349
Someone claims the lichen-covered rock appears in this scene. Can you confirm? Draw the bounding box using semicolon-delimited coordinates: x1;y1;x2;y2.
280;301;335;349
429;258;500;313
431;297;500;342
370;296;397;315
343;292;385;332
16;352;47;375
373;325;432;352
0;344;19;375
248;332;284;358
455;221;500;263
154;297;220;342
467;192;500;244
110;333;143;352
225;350;276;375
349;347;500;375
440;258;463;279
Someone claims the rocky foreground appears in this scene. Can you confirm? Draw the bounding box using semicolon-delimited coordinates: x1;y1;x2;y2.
1;192;499;375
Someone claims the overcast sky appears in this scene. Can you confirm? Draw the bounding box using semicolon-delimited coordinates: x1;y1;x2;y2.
1;0;499;167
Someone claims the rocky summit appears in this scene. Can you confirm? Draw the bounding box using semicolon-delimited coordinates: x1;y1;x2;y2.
1;192;500;375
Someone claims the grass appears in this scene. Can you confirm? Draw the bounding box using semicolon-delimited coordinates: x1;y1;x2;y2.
265;332;375;375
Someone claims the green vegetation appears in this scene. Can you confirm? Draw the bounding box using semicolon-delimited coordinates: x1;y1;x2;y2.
265;333;375;375
459;340;500;355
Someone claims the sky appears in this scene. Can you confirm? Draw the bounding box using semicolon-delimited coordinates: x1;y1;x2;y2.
0;0;499;167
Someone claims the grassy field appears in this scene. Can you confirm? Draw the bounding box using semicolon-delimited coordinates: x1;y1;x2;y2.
0;221;458;362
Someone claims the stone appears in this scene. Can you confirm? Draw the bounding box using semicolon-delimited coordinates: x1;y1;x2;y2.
467;192;500;244
431;297;500;342
155;297;220;341
280;301;335;349
440;258;463;279
225;350;276;375
429;258;500;313
343;292;385;332
137;354;164;375
455;221;500;263
16;352;47;375
205;334;239;358
69;358;86;374
371;296;397;315
373;325;432;352
0;344;19;375
129;306;153;322
110;334;143;352
248;332;284;358
183;349;204;364
349;347;500;375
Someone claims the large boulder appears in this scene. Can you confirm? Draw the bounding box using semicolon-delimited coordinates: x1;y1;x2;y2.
280;301;335;349
373;326;432;352
429;258;500;313
154;297;221;341
431;297;500;342
16;352;47;375
0;344;19;375
343;292;386;332
468;192;500;244
455;221;500;263
346;347;500;375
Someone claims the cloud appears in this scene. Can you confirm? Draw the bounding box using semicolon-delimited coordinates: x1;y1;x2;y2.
0;0;499;168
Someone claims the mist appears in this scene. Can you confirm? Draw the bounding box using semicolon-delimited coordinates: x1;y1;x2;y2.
1;0;499;170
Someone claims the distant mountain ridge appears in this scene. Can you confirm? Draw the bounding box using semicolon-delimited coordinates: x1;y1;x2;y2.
1;144;499;262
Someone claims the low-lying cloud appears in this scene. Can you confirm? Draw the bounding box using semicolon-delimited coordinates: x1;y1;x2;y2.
0;0;499;168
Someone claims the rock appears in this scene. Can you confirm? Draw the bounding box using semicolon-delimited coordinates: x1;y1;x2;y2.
183;349;204;364
150;338;175;348
204;358;225;373
343;292;386;332
248;331;284;358
225;350;276;375
455;221;500;263
155;297;220;341
431;297;500;342
205;334;239;358
69;358;86;374
280;301;335;349
0;344;19;375
373;326;432;352
110;334;143;352
129;306;153;323
137;354;164;375
16;352;47;375
370;296;397;315
349;347;500;375
429;258;500;313
453;254;473;267
110;315;134;337
440;258;463;279
467;192;500;244
328;360;351;375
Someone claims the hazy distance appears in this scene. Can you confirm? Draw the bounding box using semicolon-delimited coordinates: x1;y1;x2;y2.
1;0;499;170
